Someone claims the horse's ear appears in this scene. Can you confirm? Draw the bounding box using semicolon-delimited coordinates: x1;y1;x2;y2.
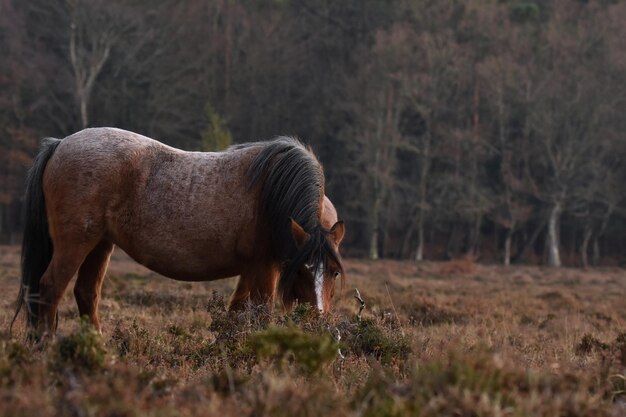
329;221;345;246
290;218;310;249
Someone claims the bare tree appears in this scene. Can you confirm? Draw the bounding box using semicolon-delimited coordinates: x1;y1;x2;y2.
524;0;619;266
66;0;140;128
478;10;536;266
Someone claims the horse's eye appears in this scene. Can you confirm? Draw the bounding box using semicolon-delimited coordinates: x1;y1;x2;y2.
333;271;341;280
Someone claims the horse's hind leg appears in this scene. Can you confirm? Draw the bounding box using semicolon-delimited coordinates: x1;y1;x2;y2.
38;243;93;337
74;240;114;332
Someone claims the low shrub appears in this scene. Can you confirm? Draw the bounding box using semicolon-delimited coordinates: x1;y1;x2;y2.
248;326;338;374
342;318;411;364
575;334;609;355
54;318;107;372
404;301;466;327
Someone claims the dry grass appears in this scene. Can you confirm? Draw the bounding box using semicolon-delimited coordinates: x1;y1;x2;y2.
1;245;625;416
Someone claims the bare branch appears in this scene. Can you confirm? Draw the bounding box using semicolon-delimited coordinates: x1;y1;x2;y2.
354;288;365;322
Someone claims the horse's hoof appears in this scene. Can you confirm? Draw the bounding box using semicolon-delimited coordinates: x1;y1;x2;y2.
32;332;55;351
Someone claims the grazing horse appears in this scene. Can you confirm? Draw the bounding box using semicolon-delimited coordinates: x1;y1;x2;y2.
13;128;345;338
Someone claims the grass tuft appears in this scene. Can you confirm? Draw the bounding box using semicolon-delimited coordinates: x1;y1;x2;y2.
248;325;338;374
342;318;411;364
54;317;107;372
575;333;609;355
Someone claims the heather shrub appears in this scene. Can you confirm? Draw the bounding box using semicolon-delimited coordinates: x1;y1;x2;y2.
54;318;107;372
248;325;339;374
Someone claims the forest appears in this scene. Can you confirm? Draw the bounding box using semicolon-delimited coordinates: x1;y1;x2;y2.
1;0;626;267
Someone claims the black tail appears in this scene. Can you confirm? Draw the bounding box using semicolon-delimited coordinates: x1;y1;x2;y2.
10;137;62;336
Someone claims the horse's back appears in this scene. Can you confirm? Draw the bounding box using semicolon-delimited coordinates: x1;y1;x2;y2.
53;127;164;165
43;128;258;280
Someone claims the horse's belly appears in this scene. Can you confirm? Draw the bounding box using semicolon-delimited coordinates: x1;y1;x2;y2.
108;194;256;281
118;239;243;282
145;260;241;282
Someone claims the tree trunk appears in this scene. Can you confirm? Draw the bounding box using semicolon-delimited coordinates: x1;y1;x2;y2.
224;0;232;109
369;139;381;261
368;81;396;261
400;211;417;259
415;132;431;262
79;91;89;129
368;180;381;260
415;221;424;262
592;206;612;266
581;226;592;268
512;218;546;263
504;228;513;266
467;215;482;257
547;202;561;267
446;224;461;260
69;12;112;130
369;220;379;260
592;238;600;266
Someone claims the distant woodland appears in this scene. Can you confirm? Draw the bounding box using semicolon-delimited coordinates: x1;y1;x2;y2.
1;0;625;266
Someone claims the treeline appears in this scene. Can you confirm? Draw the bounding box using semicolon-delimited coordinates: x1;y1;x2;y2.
1;0;626;266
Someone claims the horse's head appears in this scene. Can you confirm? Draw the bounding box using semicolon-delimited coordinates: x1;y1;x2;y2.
283;196;345;313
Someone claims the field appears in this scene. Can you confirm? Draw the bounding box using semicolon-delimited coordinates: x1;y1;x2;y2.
1;245;625;417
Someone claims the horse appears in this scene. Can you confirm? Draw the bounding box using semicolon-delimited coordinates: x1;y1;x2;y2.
12;127;345;339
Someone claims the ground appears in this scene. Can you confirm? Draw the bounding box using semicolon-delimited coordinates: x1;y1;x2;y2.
0;245;625;416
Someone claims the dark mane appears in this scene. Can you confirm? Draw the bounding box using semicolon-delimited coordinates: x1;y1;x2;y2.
244;137;342;301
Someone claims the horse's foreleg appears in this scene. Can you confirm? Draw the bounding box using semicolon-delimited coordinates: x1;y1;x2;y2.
229;264;280;311
248;264;280;308
74;240;114;333
228;275;252;311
